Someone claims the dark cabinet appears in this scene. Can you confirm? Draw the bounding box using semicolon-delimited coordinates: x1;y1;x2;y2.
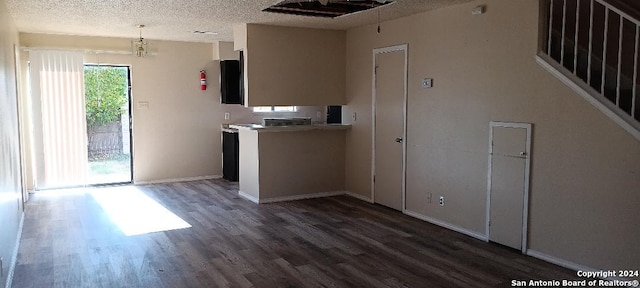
222;131;239;182
220;60;243;104
239;51;244;104
327;105;342;124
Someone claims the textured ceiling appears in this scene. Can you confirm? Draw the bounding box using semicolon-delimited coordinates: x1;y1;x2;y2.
5;0;474;43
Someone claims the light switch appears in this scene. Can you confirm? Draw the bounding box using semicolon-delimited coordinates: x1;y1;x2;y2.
352;112;357;122
137;101;149;109
422;78;433;89
224;112;230;120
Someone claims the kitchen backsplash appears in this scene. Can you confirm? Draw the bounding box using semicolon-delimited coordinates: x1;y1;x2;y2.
220;105;327;125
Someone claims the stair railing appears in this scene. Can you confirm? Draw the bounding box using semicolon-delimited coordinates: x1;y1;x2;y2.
539;0;640;140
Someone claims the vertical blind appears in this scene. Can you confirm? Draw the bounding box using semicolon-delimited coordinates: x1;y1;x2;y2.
29;50;88;189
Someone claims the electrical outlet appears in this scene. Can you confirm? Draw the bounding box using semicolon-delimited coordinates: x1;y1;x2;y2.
439;196;445;207
352;112;357;122
224;112;230;120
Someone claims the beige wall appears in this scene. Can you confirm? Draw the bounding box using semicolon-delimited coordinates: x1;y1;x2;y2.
213;41;239;61
345;0;640;270
0;0;24;286
19;33;327;186
20;34;220;184
237;129;346;201
259;130;346;199
240;24;346;106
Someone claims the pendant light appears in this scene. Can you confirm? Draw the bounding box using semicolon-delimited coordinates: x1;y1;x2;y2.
132;24;148;57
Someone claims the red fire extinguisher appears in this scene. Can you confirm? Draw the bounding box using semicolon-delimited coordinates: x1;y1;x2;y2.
200;70;207;90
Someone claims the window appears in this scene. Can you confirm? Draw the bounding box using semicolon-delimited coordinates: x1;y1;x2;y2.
253;106;297;112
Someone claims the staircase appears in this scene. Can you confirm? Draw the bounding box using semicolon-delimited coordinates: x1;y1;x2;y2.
537;0;640;140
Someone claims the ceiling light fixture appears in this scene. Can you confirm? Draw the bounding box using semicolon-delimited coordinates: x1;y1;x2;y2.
132;24;148;57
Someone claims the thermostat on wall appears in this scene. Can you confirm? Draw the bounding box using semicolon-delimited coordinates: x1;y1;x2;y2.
422;78;433;88
472;5;485;15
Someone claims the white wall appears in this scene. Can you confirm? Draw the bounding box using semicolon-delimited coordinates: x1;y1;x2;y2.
345;0;640;270
0;0;24;286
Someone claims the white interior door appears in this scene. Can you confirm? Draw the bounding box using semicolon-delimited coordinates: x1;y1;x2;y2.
373;45;407;211
487;122;531;252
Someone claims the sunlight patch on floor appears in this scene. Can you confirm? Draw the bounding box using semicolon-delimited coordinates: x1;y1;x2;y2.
90;186;191;236
34;187;91;197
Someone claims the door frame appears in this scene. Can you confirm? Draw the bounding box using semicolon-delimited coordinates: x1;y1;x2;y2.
486;121;532;253
371;44;408;211
13;44;27;205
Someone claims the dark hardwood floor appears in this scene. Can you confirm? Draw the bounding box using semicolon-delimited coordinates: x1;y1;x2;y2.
11;179;578;287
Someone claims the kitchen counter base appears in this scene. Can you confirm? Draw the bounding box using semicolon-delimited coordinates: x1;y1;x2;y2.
239;190;346;204
237;127;348;203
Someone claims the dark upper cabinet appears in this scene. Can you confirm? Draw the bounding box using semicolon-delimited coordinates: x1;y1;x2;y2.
220;59;243;105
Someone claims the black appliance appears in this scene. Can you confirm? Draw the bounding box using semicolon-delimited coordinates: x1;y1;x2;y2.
222;130;239;182
327;106;342;124
239;51;244;103
220;60;243;104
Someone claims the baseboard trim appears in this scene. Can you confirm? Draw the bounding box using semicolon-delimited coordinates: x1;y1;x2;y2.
6;212;24;288
526;249;596;273
238;190;260;204
404;210;488;242
259;191;345;204
239;191;346;204
527;249;631;281
345;191;373;203
134;175;222;185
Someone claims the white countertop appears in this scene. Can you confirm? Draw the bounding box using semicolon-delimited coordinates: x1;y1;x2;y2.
230;123;351;133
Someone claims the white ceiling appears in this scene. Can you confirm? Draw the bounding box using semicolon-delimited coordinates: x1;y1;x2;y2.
5;0;474;43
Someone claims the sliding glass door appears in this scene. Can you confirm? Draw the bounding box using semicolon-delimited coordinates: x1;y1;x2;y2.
85;65;133;185
29;51;133;189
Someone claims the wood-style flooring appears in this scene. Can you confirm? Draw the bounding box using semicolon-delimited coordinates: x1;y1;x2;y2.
11;179;578;287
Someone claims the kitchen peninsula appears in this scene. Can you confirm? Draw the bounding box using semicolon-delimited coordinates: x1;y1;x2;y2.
230;124;351;203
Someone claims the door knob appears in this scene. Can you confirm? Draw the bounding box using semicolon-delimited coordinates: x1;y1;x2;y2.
395;137;403;143
520;151;527;157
